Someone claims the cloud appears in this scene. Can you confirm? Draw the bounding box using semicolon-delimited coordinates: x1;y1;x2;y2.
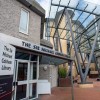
36;0;51;17
84;0;100;5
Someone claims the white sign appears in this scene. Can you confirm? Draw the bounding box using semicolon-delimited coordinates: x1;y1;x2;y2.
0;40;15;75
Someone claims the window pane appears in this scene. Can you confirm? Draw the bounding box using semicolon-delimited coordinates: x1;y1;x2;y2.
29;83;37;99
31;55;37;61
30;62;37;80
17;62;28;81
19;9;29;33
16;84;27;100
15;51;30;60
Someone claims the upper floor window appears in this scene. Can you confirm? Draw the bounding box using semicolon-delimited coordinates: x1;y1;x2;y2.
19;9;29;34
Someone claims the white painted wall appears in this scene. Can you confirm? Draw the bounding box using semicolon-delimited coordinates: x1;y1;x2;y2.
37;80;51;94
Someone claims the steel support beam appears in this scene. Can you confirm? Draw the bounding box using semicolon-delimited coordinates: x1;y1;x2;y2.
74;7;97;33
75;17;100;41
83;19;100;82
78;48;86;69
83;17;100;72
51;3;99;16
66;9;84;82
70;61;74;100
48;26;86;36
86;35;98;71
49;0;62;36
46;35;72;41
61;4;88;39
74;60;79;74
53;7;66;38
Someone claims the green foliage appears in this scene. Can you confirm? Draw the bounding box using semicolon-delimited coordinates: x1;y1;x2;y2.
58;67;67;78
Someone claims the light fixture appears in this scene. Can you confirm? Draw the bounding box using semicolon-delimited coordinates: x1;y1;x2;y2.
43;66;47;71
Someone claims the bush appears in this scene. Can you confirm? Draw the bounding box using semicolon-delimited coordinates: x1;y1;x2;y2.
58;67;67;78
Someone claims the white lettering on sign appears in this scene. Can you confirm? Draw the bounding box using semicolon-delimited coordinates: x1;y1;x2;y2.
0;40;15;75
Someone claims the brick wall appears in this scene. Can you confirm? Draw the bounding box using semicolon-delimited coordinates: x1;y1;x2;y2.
39;64;58;88
0;0;41;44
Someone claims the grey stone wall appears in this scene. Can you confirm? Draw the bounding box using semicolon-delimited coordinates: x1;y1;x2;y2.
50;65;58;88
0;0;41;44
39;64;51;82
39;64;58;88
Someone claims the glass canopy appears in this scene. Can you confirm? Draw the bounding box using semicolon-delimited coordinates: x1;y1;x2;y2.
46;0;100;54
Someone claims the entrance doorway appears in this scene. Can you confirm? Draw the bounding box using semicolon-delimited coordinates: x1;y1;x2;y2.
13;59;39;100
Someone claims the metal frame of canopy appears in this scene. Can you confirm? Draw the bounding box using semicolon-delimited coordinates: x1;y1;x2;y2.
45;0;100;83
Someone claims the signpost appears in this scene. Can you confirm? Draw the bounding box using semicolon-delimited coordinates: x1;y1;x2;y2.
0;40;15;100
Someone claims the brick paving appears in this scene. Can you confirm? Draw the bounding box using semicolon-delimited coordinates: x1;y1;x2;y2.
39;79;100;100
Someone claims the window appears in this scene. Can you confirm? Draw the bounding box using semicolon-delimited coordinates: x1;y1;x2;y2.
54;37;59;51
19;9;29;34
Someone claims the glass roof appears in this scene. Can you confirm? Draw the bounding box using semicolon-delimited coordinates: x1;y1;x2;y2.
48;0;100;18
46;0;100;53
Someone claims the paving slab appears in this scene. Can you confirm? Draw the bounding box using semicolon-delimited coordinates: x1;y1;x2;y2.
39;82;100;100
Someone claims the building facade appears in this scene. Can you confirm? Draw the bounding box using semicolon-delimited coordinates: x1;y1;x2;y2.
45;9;97;78
0;0;72;100
0;0;44;99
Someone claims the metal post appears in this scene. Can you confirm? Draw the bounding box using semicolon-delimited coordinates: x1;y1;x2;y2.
74;60;79;74
66;9;84;82
87;36;98;71
78;48;86;69
83;19;100;82
87;15;99;71
70;61;74;100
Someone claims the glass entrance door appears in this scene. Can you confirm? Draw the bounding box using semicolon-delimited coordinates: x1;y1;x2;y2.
14;61;29;100
29;62;37;99
13;60;38;100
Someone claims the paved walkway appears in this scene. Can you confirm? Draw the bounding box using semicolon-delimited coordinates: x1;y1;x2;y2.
39;80;100;100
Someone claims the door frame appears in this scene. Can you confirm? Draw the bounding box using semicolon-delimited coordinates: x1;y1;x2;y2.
13;57;39;100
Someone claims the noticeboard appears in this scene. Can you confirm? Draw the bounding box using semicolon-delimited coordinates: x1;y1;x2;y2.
0;40;15;75
0;76;13;100
0;40;15;100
